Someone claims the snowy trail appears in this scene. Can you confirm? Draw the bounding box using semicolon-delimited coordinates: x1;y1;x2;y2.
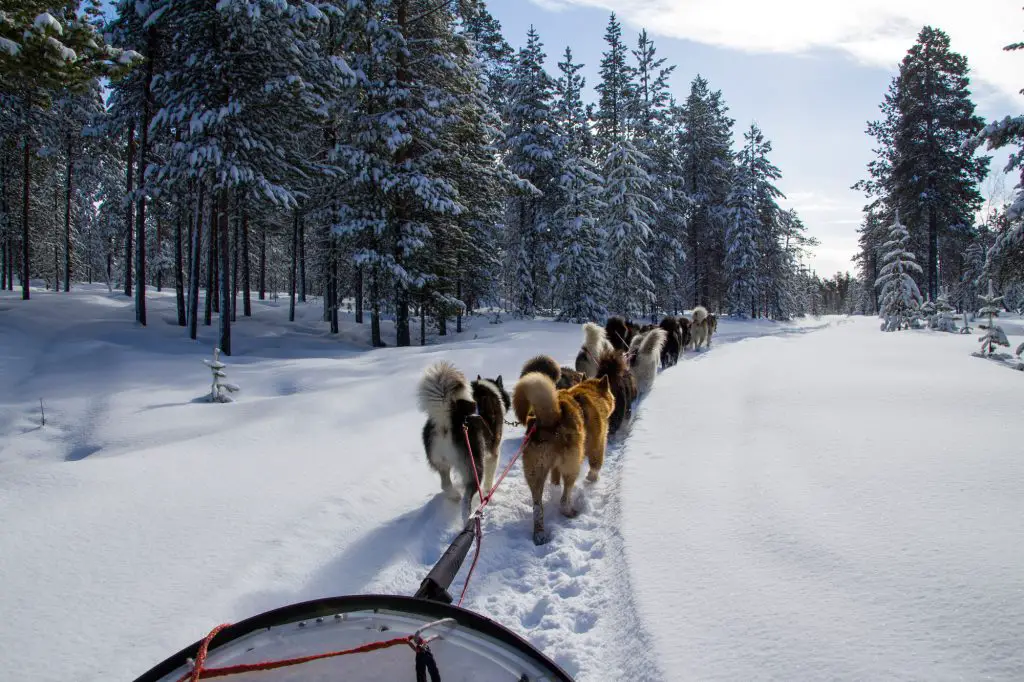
622;317;1024;681
0;288;832;681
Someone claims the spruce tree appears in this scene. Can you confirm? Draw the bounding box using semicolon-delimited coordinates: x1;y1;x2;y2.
677;76;733;307
551;46;606;322
858;27;989;301
593;13;633;148
724;162;759;316
502;26;556;317
876;211;924;331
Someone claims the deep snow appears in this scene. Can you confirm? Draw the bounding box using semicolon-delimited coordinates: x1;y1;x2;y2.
1;286;1021;681
623;317;1024;680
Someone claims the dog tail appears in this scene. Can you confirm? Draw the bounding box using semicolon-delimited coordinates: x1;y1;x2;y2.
595;349;628;380
637;328;667;358
692;305;708;324
582;322;607;352
513;372;560;428
520;354;561;383
417;361;473;421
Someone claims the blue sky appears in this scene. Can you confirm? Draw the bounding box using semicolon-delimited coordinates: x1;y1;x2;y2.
488;0;1024;278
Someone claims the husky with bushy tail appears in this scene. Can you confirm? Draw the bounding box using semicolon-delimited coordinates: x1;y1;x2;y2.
575;323;613;378
690;306;713;350
418;361;508;518
629;327;667;395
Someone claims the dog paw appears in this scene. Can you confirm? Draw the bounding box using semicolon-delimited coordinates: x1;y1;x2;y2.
586;470;600;483
560;506;579;519
533;530;551;546
444;489;462;502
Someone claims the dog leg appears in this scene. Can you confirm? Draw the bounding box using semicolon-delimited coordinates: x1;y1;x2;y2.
550;465;561;486
559;471;579;518
586;430;607;482
438;466;461;500
526;466;550;545
481;449;498;497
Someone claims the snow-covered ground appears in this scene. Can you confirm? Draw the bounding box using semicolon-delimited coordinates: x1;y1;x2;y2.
624;316;1024;680
1;287;1021;681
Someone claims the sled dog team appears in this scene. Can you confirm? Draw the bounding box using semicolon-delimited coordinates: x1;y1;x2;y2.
418;308;717;545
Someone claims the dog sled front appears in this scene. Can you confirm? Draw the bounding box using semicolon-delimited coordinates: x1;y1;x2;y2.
133;515;573;682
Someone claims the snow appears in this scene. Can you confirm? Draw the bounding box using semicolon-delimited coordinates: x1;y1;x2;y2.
33;12;62;35
0;36;19;56
623;316;1024;680
2;287;1022;681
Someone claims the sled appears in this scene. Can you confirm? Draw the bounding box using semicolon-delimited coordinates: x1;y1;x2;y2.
133;516;574;682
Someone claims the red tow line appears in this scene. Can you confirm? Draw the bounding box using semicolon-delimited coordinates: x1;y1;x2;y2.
458;422;535;606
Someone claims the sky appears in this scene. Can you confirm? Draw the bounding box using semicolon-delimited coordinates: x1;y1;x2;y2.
488;0;1024;278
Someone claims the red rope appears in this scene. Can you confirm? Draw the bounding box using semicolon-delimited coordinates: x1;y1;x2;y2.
177;626;419;681
456;424;535;606
178;426;538;679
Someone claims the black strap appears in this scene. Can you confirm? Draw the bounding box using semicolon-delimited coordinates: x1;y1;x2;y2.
415;644;442;682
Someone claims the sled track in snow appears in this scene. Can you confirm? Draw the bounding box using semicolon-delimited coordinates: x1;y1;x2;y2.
348;322;834;681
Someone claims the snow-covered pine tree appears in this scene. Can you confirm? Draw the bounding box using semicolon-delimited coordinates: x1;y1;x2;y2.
551;46;606;322
677;76;734;308
857;27;988;301
593;13;633;149
935;289;957;332
149;0;351;354
603;140;657;317
976;280;1009;355
875;211;923;331
630;31;682;316
426;12;517;334
724;162;759;316
0;0;137;300
919;295;937;328
972;11;1024;293
203;346;239;403
502;26;556;317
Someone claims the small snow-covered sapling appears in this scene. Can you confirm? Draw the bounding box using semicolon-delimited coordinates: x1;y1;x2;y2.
977;281;1009;356
920;296;936;329
203;347;240;403
934;291;958;333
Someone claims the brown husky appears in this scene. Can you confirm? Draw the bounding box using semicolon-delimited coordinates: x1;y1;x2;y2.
554;376;615;485
515;372;614;545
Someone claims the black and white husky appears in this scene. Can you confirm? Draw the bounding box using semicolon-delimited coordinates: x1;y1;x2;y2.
418;361;510;518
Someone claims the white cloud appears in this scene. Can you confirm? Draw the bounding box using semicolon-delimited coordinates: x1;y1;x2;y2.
527;0;1024;104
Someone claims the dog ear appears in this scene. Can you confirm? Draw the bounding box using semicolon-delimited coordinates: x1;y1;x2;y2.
598;375;610;392
496;375;504;387
477;374;482;381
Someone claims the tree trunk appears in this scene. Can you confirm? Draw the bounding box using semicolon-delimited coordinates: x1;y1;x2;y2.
258;224;266;300
155;211;163;292
218;188;231;355
289;209;298;322
210;197;219;315
420;294;426;345
21;134;31;300
175;202;186;326
456;278;463;333
299;214;306;303
437;312;447;336
231;208;238;322
928;208;938;302
205;195;215;325
124;121;135;297
63;145;73;292
329;235;339;334
242;212;251;317
189;184;203;339
53;186;59;288
370;266;382;347
355;265;363;323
